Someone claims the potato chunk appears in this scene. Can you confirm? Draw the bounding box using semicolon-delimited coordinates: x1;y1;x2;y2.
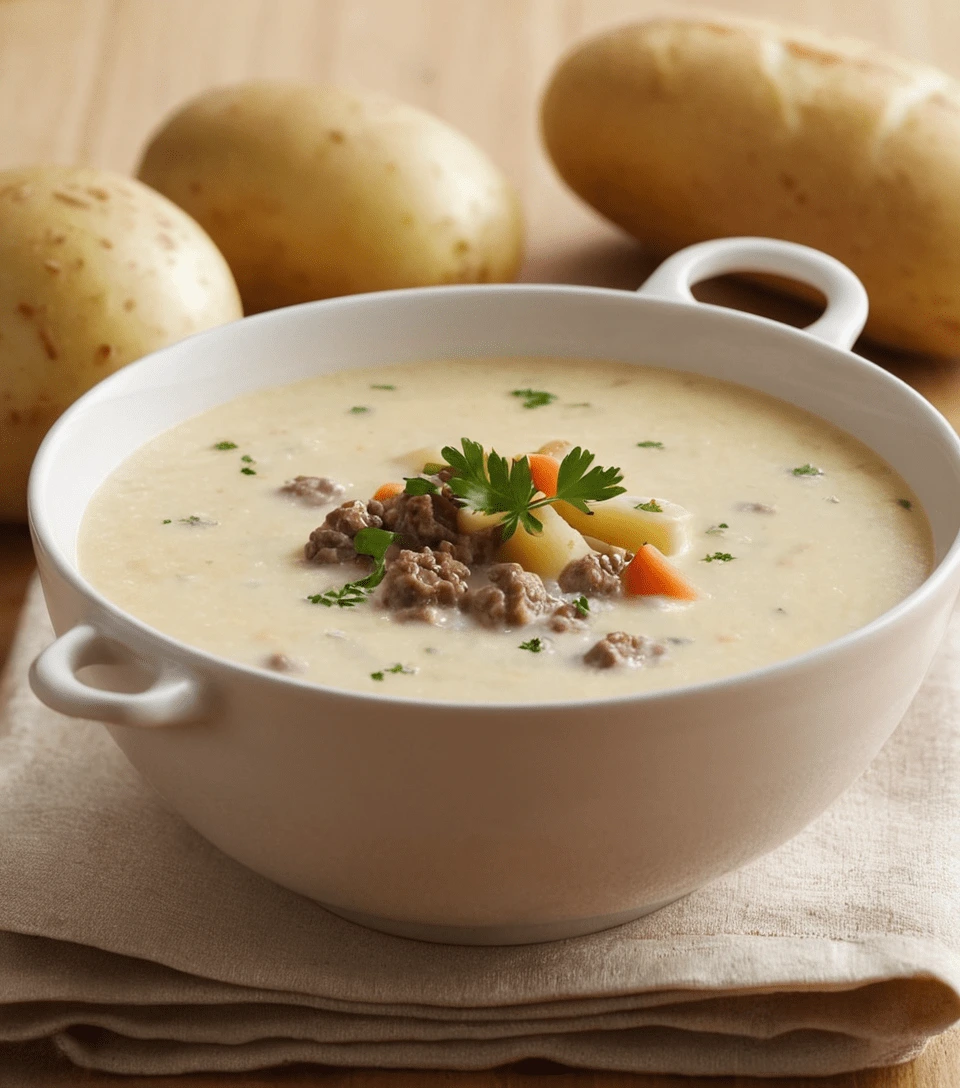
554;496;691;556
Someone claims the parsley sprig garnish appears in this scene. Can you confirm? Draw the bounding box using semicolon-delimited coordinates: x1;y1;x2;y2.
404;477;440;496
307;527;398;607
635;499;663;513
573;595;589;617
703;551;735;563
442;438;625;541
519;637;544;653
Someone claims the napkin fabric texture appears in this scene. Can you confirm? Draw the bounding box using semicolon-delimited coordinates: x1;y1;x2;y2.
1;579;959;1079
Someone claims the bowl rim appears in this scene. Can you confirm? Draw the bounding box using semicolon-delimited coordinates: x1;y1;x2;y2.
28;281;960;712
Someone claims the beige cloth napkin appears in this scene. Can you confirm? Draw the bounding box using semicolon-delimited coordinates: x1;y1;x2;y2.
2;580;960;1079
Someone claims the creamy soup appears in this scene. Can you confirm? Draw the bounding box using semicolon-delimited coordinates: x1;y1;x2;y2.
79;357;932;703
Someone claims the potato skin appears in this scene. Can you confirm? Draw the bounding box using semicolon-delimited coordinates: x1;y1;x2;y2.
0;165;241;522
542;18;960;356
136;81;524;313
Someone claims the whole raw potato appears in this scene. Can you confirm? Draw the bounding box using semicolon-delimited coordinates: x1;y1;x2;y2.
136;82;525;312
542;17;960;356
0;165;242;522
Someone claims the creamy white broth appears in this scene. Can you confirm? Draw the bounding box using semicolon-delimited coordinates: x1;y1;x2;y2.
78;357;932;703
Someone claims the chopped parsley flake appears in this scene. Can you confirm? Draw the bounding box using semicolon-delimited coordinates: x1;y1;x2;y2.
519;637;544;653
241;454;254;463
162;518;172;524
635;499;663;513
349;405;370;414
180;515;202;525
511;388;557;410
705;522;728;535
636;440;664;449
213;440;237;450
404;476;440;496
371;663;414;681
370;384;396;390
240;466;257;475
792;463;823;477
703;552;735;562
898;498;913;510
574;595;589;617
307;527;399;608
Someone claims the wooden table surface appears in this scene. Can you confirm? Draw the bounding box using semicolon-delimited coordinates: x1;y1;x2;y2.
3;0;960;1084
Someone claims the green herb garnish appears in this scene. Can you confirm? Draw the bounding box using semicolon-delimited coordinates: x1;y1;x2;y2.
349;406;370;414
240;466;257;476
241;454;254;463
422;462;448;475
898;498;913;510
371;663;414;681
213;440;237;450
180;515;202;525
371;384;396;390
636;440;664;449
703;552;735;563
511;388;557;410
442;438;625;541
519;637;544;653
636;499;663;513
792;463;823;477
404;477;440;496
574;595;589;617
307;527;399;608
705;522;728;535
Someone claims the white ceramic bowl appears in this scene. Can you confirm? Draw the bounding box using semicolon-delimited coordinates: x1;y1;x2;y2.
27;237;960;945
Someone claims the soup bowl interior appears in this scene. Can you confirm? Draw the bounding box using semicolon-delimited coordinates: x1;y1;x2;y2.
26;274;960;945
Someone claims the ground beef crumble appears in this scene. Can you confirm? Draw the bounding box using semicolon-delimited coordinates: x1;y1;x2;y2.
377;548;470;623
380;491;499;565
281;475;345;506
549;601;589;634
558;550;631;597
584;632;667;669
305;499;384;563
461;562;554;628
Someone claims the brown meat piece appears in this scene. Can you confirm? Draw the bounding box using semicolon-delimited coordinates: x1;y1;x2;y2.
735;501;777;514
281;475;345;506
304;499;384;563
584;632;667;669
462;562;553;628
558;550;631;597
380;491;499;565
550;601;589;634
378;548;471;623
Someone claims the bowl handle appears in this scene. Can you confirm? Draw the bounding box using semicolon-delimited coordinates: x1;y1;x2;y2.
637;237;869;350
29;624;205;727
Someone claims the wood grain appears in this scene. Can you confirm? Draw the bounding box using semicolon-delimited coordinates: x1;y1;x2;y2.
2;0;960;1085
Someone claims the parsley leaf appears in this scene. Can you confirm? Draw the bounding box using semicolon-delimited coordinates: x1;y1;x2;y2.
349;405;370;414
635;499;663;513
370;670;384;681
703;552;735;562
162;518;172;524
574;595;589;617
307;527;399;607
637;440;664;449
240;466;257;475
213;440;237;450
898;498;913;510
404;476;440;496
511;388;557;410
519;637;544;653
372;663;413;681
442;439;625;541
792;463;823;477
241;454;254;463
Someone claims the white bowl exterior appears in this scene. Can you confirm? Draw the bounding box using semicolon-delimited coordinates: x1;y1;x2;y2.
28;283;960;937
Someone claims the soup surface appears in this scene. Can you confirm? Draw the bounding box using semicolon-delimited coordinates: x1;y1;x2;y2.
79;356;932;703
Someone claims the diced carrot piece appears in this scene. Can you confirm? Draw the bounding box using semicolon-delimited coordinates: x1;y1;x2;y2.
623;544;699;600
528;453;560;497
372;481;404;502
